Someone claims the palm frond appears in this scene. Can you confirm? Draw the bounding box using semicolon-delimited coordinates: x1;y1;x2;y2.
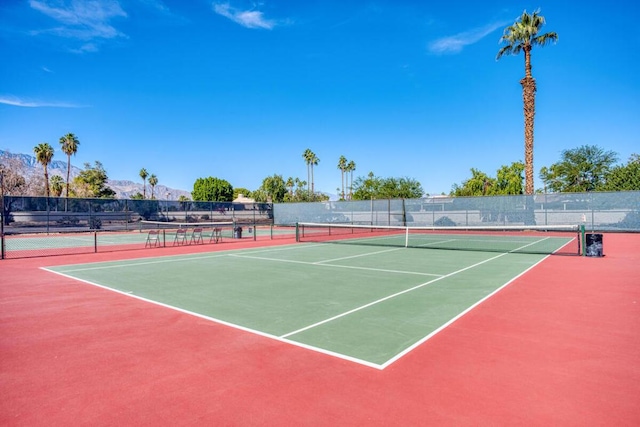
534;32;559;47
496;9;557;60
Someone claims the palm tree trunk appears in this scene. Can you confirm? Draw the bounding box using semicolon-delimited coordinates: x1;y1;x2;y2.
521;47;537;195
66;156;71;198
311;165;314;195
349;170;353;199
44;166;50;198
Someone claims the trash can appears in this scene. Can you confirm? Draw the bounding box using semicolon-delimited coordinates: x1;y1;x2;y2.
233;226;242;239
585;233;603;257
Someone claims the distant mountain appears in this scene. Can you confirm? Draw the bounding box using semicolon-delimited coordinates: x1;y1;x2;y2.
0;149;191;200
107;179;191;200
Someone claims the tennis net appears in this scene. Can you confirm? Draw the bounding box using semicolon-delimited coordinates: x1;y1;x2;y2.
296;222;582;255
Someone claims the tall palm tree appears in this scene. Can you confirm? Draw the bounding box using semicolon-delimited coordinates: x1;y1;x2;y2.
302;149;312;195
346;160;356;200
148;174;158;199
497;9;557;195
139;168;148;199
34;142;54;198
337;155;347;200
59;133;79;198
285;176;294;198
308;150;319;196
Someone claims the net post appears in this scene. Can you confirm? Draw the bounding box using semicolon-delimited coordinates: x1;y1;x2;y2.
295;222;299;242
405;226;409;248
0;171;4;260
580;224;586;256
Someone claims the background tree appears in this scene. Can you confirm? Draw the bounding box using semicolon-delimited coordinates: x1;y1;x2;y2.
603;154;640;191
191;177;233;202
253;174;287;203
352;172;378;200
148;174;158;199
302;149;312;194
0;152;27;197
72;161;116;198
451;162;524;196
233;187;253;200
0;153;27;225
139;168;148;199
497;9;558;195
493;162;525;195
285;177;294;198
346;160;356;200
337;155;347;200
539;145;618;192
50;175;65;197
59;133;79;198
286;178;308;202
309;150;319;195
34;142;54;197
303;148;320;196
451;168;496;196
352;172;423;200
382;177;424;199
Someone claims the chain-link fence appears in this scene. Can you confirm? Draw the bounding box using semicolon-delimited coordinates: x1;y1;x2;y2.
1;197;276;259
2;192;638;259
274;191;640;232
1;197;272;232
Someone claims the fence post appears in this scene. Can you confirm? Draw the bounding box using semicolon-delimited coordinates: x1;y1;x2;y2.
1;171;4;259
402;198;407;226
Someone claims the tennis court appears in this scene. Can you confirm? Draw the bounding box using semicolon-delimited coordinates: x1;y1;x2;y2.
44;229;574;368
2;228;639;425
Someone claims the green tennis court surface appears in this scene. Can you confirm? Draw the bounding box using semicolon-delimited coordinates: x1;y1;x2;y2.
44;238;569;368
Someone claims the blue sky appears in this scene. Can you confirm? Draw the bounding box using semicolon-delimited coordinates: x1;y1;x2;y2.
1;0;638;197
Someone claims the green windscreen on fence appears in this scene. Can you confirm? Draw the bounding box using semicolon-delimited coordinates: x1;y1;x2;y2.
275;191;640;232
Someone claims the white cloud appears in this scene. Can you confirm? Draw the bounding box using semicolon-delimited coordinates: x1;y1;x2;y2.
213;2;275;30
29;0;127;43
0;95;84;108
428;20;509;55
138;0;170;14
68;43;100;54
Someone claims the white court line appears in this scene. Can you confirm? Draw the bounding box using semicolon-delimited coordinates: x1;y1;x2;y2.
42;235;555;370
312;246;403;264
279;236;553;342
228;253;443;277
380;252;550;369
45;241;324;273
42;267;384;370
279;250;513;339
47;252;232;273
